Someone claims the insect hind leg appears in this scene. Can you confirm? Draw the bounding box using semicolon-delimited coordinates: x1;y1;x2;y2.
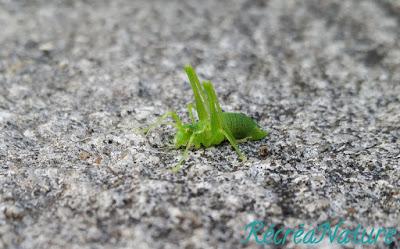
187;102;196;124
220;129;247;161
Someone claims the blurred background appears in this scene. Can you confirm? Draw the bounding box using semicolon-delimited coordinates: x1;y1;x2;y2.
0;0;399;248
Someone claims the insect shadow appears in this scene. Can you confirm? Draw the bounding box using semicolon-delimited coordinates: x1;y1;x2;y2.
141;65;268;172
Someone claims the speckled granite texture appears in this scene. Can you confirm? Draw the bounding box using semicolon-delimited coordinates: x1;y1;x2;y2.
0;0;399;248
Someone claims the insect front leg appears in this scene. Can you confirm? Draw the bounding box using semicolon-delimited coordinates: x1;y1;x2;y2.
171;126;206;172
171;134;195;173
142;111;183;135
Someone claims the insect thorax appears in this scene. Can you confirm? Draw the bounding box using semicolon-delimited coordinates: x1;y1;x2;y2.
174;121;225;148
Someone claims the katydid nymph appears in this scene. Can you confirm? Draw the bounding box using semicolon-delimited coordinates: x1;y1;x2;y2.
143;65;268;171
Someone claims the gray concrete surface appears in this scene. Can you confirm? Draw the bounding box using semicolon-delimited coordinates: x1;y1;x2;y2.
0;0;399;248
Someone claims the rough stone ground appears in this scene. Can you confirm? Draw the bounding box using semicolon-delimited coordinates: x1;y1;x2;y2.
0;0;399;248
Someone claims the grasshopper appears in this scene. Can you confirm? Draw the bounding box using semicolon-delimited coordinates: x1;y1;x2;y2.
143;65;268;171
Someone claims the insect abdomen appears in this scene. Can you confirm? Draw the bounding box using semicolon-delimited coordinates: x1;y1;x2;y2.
221;112;267;140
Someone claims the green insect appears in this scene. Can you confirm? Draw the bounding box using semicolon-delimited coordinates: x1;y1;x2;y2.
143;65;268;171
